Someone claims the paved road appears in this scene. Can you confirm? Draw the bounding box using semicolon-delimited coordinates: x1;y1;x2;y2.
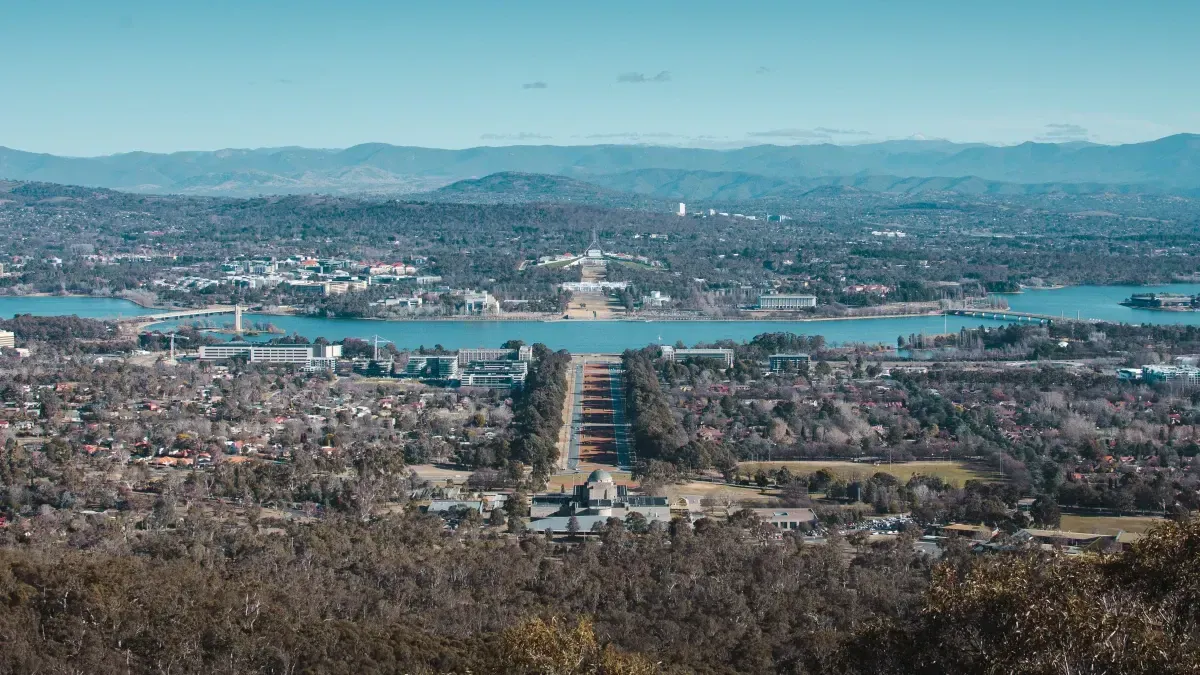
566;361;583;471
606;363;633;469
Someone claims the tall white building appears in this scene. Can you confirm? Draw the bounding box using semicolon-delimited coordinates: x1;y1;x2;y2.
678;202;687;217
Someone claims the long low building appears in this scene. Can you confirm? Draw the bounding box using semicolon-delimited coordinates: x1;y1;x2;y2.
198;342;341;367
460;360;529;388
661;346;735;368
739;508;818;531
457;346;533;365
758;294;817;310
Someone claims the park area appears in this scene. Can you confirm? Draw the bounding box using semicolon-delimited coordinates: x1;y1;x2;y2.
737;460;995;486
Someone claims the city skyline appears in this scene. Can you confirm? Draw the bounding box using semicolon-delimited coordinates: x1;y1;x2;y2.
3;1;1199;155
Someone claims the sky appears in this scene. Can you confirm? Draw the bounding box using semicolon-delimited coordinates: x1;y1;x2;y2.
2;0;1198;156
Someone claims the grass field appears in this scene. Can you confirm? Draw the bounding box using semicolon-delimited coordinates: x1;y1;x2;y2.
737;460;994;485
659;481;779;507
1059;514;1166;536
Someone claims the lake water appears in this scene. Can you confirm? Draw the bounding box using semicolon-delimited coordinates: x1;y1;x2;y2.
1003;283;1200;325
0;296;156;319
4;285;1200;352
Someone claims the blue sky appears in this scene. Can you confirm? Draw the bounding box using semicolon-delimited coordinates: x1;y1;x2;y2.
2;0;1198;155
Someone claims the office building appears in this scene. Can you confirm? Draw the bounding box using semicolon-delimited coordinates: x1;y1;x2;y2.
454;346;532;388
0;330;14;348
678;202;686;217
457;346;533;365
661;346;734;368
198;342;341;367
1141;365;1200;386
758;294;817;310
769;353;811;372
401;355;459;380
459;360;529;388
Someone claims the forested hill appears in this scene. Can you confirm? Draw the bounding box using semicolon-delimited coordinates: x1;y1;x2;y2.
416;171;669;209
3;134;1200;197
409;168;1192;212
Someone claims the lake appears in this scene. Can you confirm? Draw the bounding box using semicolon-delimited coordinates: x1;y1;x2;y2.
4;285;1200;352
0;296;156;319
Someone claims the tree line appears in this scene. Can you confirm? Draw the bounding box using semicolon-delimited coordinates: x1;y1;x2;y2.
508;344;571;479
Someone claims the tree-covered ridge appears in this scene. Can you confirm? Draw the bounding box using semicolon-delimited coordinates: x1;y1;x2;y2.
2;506;1200;673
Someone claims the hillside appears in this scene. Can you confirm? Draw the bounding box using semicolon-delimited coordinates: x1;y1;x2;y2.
417;171;665;209
420;170;1176;209
3;135;1200;197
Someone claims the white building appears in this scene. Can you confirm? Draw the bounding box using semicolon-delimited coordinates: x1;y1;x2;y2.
401;355;460;380
459;360;529;388
1141;365;1200;386
678;202;686;217
641;291;672;308
560;281;631;292
739;508;817;531
459;291;499;314
758;294;817;310
661;346;734;368
0;330;14;348
374;296;423;309
457;346;533;365
198;342;341;368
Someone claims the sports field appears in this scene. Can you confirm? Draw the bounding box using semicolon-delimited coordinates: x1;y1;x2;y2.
1058;514;1166;536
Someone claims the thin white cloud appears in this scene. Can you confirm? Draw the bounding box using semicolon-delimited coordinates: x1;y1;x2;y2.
746;128;831;140
814;127;871;136
1036;123;1090;142
479;132;551;141
617;71;671;84
522;81;548;89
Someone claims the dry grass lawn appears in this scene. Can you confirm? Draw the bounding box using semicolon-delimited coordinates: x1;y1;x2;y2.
738;460;993;486
408;464;477;483
660;481;778;505
1058;514;1166;536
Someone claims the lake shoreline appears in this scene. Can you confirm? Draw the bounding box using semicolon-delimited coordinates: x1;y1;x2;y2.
12;292;163;310
250;310;946;324
12;284;1200;351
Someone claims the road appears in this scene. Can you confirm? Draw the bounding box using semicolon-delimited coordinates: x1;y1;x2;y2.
555;354;629;474
557;357;584;472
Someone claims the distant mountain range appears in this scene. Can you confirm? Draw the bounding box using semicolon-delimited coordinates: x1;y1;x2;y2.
3;134;1200;198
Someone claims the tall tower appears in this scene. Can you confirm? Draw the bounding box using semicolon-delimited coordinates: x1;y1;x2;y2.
234;304;243;334
678;202;686;217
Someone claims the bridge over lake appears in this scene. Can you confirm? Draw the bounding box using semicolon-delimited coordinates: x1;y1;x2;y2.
943;308;1094;324
120;305;239;326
